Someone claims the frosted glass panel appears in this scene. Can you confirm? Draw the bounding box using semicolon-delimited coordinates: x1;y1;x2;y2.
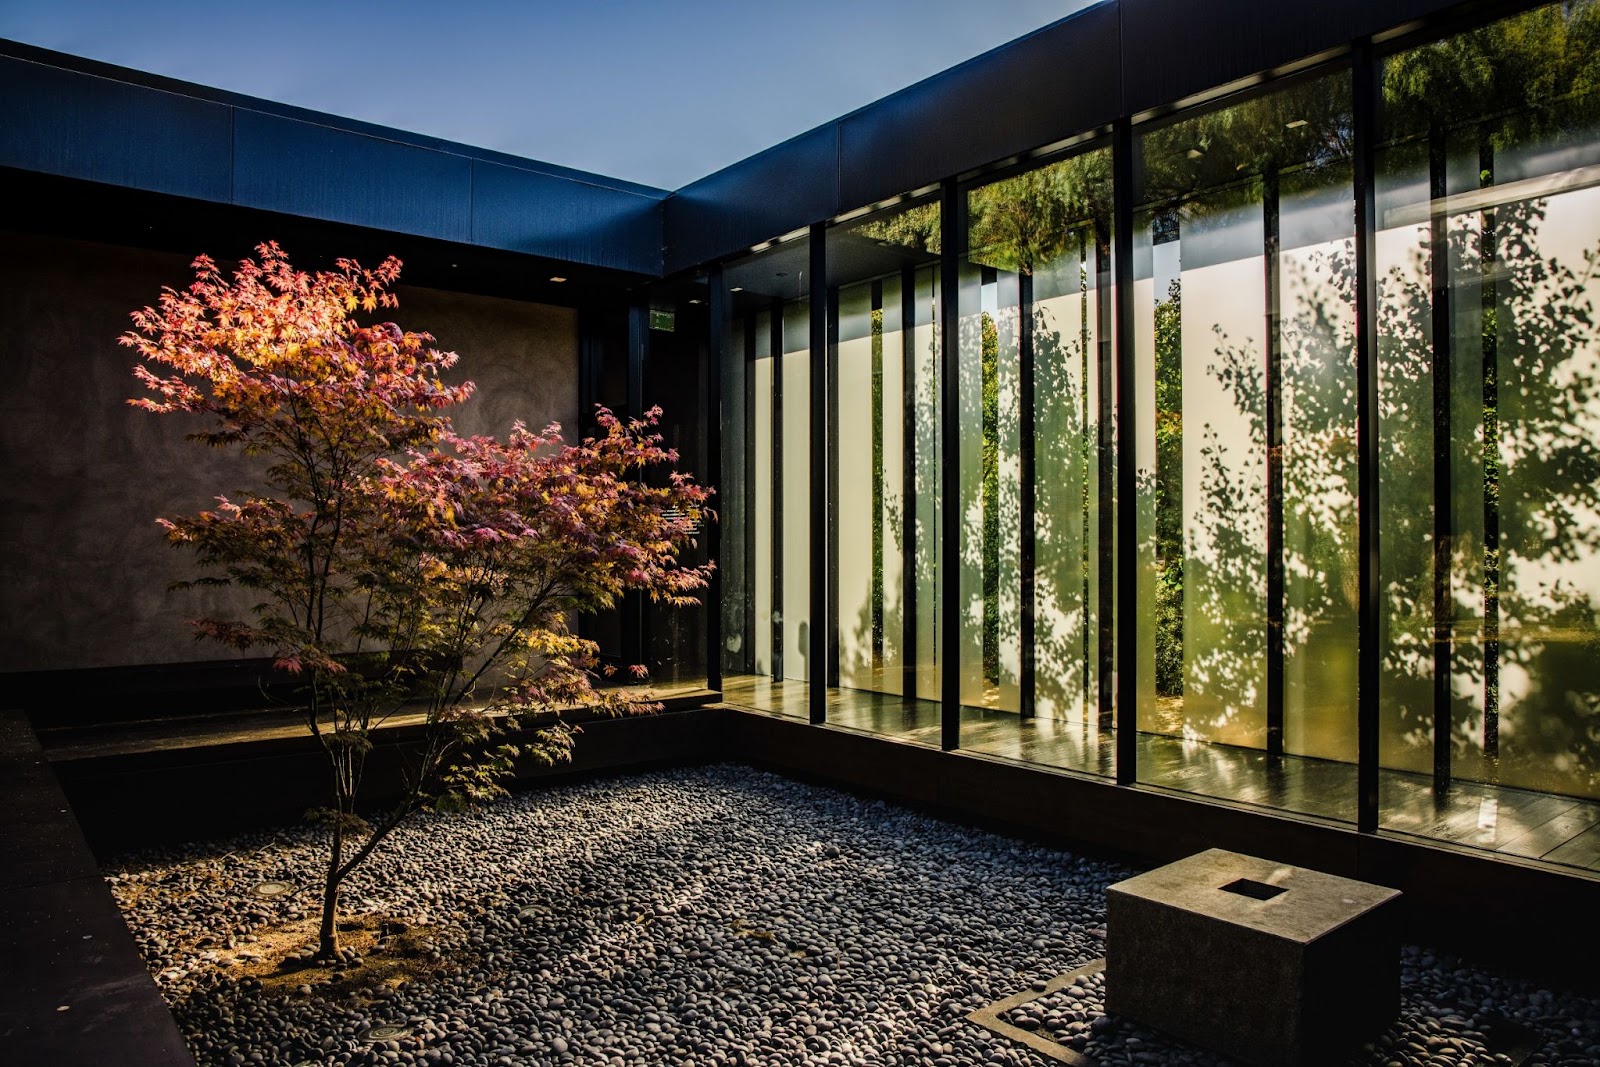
962;145;1117;774
878;283;906;694
721;235;813;713
751;319;774;677
1033;246;1090;719
834;281;903;693
1372;207;1432;778
910;267;942;698
1378;0;1600;820
957;260;987;709
823;199;941;715
1496;182;1600;798
1178;192;1267;749
995;271;1023;711
1133;226;1161;736
781;301;811;683
835;283;874;689
1135;69;1358;818
957;265;1029;713
1279;171;1358;763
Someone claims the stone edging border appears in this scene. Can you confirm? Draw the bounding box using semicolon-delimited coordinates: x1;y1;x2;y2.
967;957;1107;1065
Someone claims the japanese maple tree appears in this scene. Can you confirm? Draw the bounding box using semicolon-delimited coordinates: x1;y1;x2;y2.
125;242;711;956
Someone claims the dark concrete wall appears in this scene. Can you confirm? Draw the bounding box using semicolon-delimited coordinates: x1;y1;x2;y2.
395;283;577;442
0;231;577;674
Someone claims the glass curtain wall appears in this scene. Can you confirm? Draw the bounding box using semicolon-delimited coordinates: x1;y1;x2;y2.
643;280;711;689
1133;72;1360;818
823;199;943;741
720;236;813;718
709;0;1600;871
1376;0;1600;855
956;147;1117;775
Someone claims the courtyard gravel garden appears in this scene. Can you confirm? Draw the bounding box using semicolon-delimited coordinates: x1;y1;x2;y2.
108;764;1600;1067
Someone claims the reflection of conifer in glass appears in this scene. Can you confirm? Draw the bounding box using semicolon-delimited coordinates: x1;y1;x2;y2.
1154;280;1184;699
980;311;1001;685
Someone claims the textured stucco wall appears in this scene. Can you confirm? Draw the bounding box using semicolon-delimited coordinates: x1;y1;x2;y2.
0;232;577;674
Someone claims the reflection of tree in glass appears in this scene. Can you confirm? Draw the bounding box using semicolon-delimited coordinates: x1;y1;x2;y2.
1141;82;1352;219
852;202;941;254
1375;0;1600;796
1031;278;1098;714
1180;315;1270;739
953;306;1005;698
1153;281;1184;699
980;310;1000;683
1139;72;1356;744
1172;181;1600;793
968;155;1112;274
1381;3;1600;157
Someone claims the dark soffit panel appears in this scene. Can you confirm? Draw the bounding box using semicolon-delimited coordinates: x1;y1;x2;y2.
1119;0;1470;116
837;1;1122;211
471;160;664;277
0;55;231;202
662;124;839;276
232;110;474;245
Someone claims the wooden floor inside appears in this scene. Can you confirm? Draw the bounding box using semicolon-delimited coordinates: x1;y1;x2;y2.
719;674;1600;874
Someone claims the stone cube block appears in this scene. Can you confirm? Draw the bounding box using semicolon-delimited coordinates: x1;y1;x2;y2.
1106;848;1401;1067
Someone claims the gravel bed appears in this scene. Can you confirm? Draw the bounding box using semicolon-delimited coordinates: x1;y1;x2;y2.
998;955;1600;1066
107;764;1599;1067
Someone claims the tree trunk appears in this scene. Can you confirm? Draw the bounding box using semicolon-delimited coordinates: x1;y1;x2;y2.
319;823;344;958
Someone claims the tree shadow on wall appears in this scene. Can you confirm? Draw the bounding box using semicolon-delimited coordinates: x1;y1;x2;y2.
1177;194;1600;796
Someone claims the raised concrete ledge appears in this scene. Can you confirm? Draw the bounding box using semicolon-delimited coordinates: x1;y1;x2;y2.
0;708;196;1065
726;710;1600;987
47;699;729;854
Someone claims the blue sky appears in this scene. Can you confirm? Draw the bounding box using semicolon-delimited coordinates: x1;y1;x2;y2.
1;0;1096;190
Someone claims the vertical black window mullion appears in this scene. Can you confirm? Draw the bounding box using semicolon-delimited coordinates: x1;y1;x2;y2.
770;308;785;684
706;266;725;693
827;281;842;691
940;179;964;751
809;225;829;725
1019;270;1037;719
742;314;757;679
1354;44;1382;834
1113;118;1138;786
1264;168;1286;758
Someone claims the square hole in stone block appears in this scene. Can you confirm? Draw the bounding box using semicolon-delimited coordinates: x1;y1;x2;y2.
1219;877;1286;901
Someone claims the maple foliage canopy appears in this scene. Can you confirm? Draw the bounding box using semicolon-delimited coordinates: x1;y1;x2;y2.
123;242;712;953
